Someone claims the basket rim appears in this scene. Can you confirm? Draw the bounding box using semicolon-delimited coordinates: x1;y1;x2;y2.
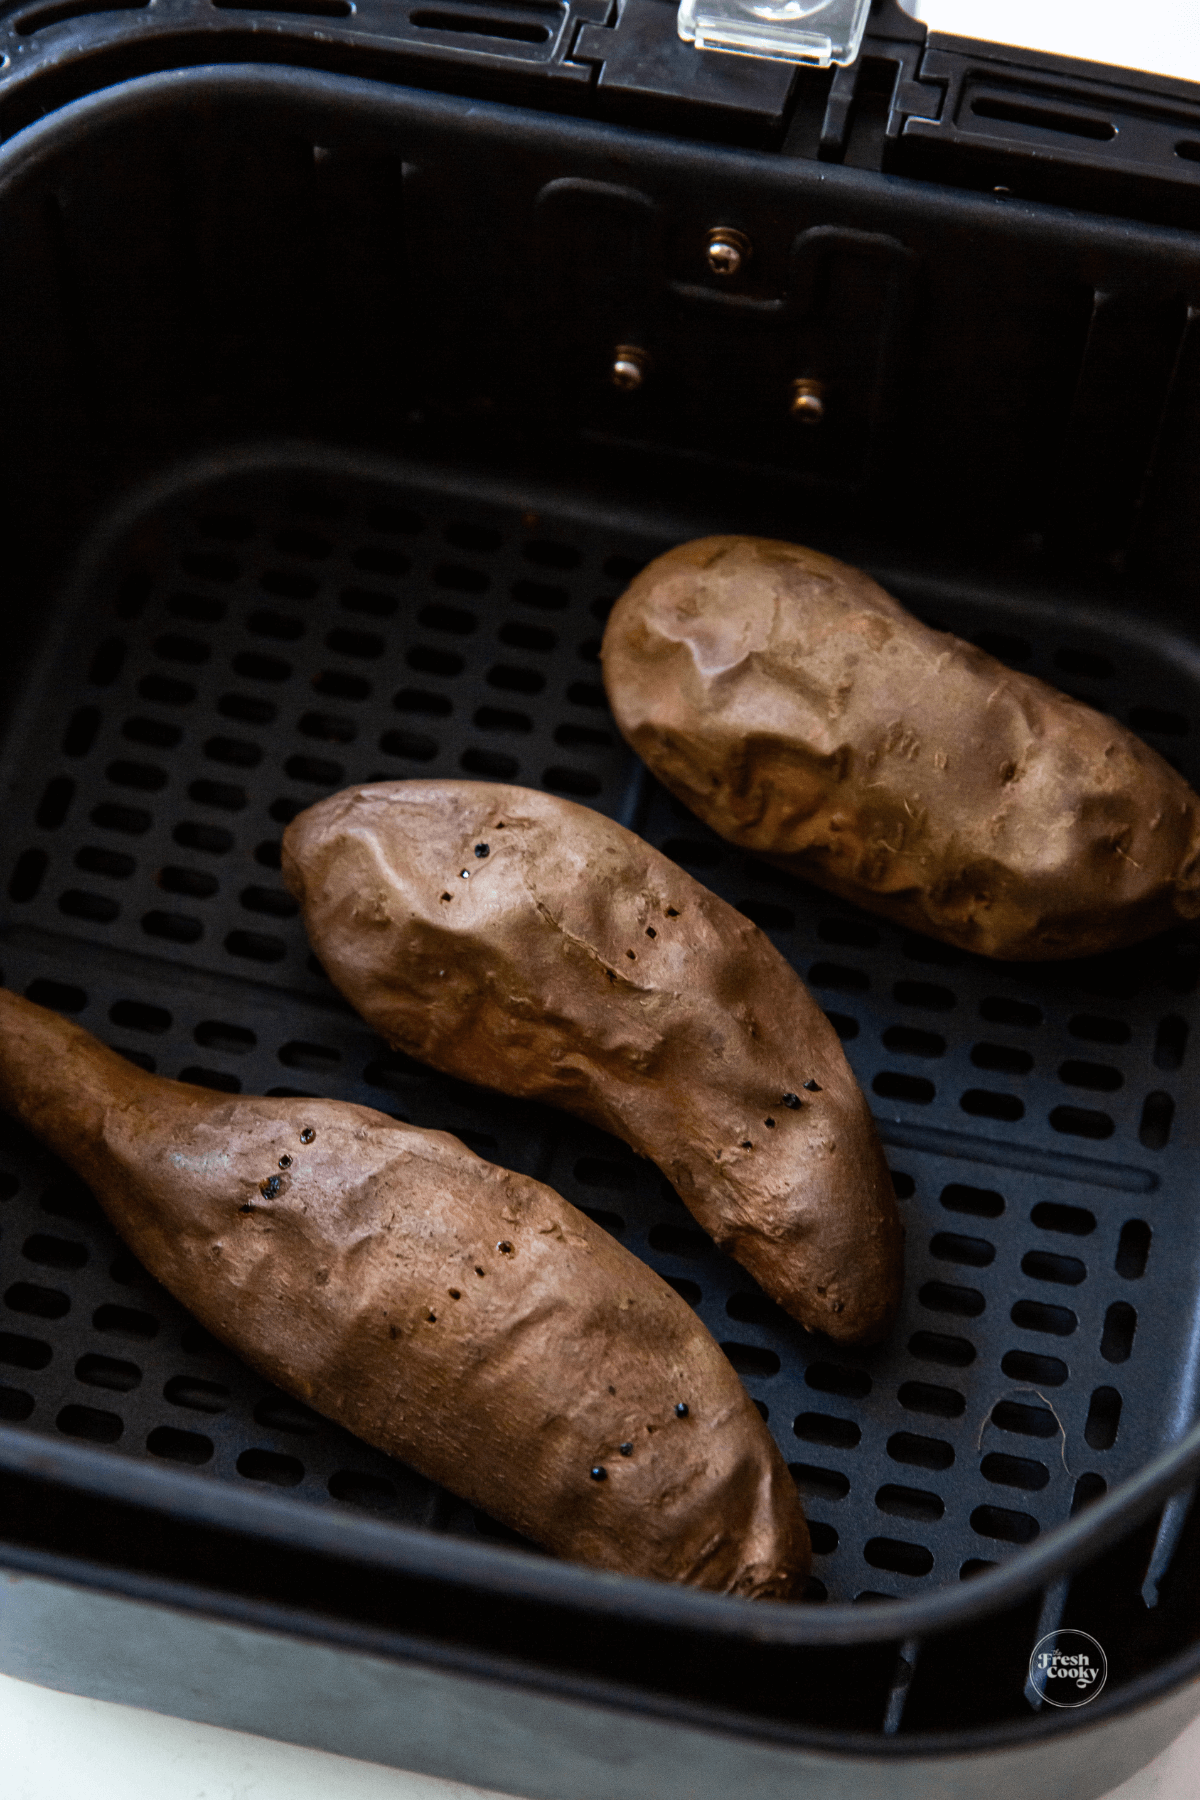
4;1422;1200;1759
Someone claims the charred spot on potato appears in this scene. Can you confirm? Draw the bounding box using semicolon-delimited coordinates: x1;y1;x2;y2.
260;1175;283;1199
426;1309;437;1322
475;1264;486;1276
782;1092;801;1109
665;907;680;917
645;926;656;938
448;1287;461;1299
675;1402;690;1418
626;949;636;960
764;1118;776;1128
741;1140;753;1150
474;843;490;858
440;892;452;902
619;1442;633;1456
238;1202;254;1215
804;1079;822;1092
590;1465;608;1481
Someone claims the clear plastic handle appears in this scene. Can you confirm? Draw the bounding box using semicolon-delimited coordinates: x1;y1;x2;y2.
677;0;872;65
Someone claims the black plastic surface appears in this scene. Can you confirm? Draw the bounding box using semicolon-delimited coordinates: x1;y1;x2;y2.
5;62;1200;608
0;34;1199;1751
0;0;800;148
896;32;1200;230
3;446;1200;1610
0;0;1197;233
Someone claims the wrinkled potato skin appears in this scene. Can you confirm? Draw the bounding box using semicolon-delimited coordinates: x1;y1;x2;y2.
282;781;903;1346
0;989;809;1598
601;537;1200;960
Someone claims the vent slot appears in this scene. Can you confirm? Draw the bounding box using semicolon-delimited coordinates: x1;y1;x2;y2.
13;0;146;32
409;6;553;42
970;94;1117;143
212;0;352;13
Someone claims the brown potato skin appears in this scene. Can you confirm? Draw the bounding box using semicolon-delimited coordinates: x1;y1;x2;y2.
282;781;903;1346
0;989;809;1597
601;536;1200;960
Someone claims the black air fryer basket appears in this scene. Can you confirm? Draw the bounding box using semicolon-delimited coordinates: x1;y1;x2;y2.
3;4;1200;1795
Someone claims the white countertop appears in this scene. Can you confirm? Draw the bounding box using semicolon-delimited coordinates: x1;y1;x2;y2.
909;0;1200;85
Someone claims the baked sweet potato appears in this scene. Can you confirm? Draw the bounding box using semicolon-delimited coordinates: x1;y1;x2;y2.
601;536;1200;960
282;780;903;1345
0;988;809;1596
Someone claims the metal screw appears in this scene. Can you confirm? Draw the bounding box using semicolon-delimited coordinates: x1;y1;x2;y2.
611;345;648;391
790;377;826;424
706;227;751;277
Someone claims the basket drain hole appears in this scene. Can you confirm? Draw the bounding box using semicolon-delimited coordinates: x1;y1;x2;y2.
940;1184;1004;1219
1115;1219;1151;1279
1084;1386;1123;1450
887;1430;954;1471
864;1537;934;1576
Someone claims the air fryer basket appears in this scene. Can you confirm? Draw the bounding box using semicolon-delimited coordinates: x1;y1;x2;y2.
3;48;1200;1772
5;439;1200;1602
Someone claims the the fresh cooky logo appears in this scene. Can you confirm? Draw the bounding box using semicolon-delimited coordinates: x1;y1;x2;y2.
1028;1630;1108;1708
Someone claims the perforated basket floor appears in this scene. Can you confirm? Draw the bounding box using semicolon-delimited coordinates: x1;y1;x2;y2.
1;445;1198;1604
